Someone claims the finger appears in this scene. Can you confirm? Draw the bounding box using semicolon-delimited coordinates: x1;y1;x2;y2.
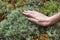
28;18;39;23
23;12;34;18
23;10;32;13
28;18;48;26
23;12;31;17
28;18;43;25
24;10;31;12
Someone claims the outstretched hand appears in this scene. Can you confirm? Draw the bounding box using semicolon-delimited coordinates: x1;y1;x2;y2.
23;10;52;26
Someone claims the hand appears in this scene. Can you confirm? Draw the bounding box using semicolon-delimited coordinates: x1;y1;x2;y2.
23;10;52;26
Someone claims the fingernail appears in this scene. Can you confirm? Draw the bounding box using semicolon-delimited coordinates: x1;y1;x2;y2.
28;18;30;19
23;12;25;14
24;10;26;11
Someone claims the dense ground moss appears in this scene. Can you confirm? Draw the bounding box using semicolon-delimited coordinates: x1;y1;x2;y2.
0;0;60;40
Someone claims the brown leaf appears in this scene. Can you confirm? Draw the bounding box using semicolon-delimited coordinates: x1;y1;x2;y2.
35;34;48;40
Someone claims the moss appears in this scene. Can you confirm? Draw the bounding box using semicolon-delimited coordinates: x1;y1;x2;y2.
0;0;60;40
39;0;59;15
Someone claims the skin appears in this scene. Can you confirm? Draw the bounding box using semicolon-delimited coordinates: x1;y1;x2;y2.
23;10;60;26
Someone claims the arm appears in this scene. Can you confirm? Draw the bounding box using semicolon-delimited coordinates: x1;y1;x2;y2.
49;12;60;25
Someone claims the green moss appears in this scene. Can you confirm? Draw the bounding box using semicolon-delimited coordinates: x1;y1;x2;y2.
39;0;59;15
0;0;60;40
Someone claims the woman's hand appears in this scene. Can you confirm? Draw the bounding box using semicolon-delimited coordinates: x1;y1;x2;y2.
23;10;52;26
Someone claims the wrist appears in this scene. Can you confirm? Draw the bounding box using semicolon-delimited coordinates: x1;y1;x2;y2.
49;12;60;24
